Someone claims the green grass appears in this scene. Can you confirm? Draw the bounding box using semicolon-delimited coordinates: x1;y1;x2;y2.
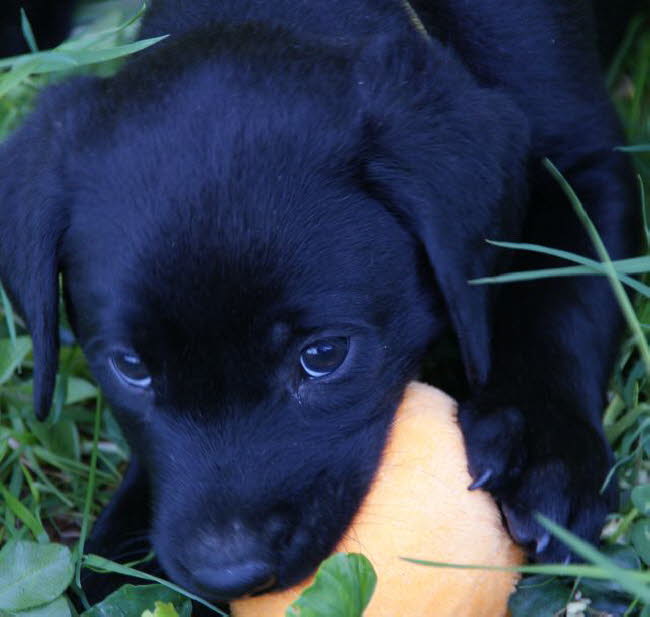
0;2;648;617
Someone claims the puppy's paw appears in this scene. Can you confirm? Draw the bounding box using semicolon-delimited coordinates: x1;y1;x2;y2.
458;401;615;562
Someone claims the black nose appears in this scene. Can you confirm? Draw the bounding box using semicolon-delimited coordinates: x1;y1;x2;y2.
191;560;275;599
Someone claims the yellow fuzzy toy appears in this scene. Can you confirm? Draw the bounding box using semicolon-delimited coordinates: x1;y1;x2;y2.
232;382;523;617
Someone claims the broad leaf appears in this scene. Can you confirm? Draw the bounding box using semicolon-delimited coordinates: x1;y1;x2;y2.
631;519;650;565
0;336;32;384
29;420;80;462
632;485;650;516
0;542;74;611
508;575;570;617
141;601;180;617
0;596;72;617
286;553;376;617
80;585;191;617
578;544;641;598
64;378;98;405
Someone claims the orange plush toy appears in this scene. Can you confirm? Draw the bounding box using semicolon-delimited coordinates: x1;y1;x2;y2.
232;382;524;617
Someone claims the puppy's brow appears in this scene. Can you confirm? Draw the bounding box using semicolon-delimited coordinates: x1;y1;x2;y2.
270;322;290;349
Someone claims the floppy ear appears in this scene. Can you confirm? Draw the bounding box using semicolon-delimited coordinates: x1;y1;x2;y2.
0;89;72;420
355;35;530;387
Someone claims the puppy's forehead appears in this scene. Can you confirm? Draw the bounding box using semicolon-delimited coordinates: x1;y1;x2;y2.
66;72;392;300
126;177;391;322
70;38;361;193
65;142;405;344
63;53;419;357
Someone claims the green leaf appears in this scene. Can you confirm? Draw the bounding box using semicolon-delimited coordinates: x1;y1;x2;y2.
631;519;650;566
0;336;32;384
29;420;80;461
508;575;570;617
80;585;191;617
141;601;180;617
578;544;641;598
0;596;72;617
81;556;226;616
632;485;650;515
0;485;47;542
537;515;650;603
64;377;98;405
0;542;74;611
286;553;376;617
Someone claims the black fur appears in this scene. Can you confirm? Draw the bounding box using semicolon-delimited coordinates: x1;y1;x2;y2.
0;0;640;606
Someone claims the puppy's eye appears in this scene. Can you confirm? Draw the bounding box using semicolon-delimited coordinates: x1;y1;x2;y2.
300;337;349;378
110;353;152;388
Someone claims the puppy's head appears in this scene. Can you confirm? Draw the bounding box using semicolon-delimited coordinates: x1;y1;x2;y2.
0;29;528;601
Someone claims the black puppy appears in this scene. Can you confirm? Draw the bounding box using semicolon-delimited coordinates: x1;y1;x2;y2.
0;0;639;605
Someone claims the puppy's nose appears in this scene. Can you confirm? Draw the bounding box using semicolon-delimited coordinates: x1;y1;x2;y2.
186;522;280;599
191;560;275;598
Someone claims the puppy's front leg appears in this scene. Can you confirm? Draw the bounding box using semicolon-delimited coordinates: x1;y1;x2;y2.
458;146;638;561
82;456;157;603
418;0;641;561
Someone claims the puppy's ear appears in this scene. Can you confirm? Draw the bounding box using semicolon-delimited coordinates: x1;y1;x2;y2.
355;35;530;387
0;88;72;420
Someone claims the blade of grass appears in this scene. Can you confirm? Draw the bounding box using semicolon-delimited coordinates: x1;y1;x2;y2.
20;9;39;53
60;2;150;51
623;597;641;616
0;446;23;477
471;257;650;296
482;245;650;272
50;37;168;68
639;175;649;250
400;0;429;37
20;462;39;504
606;15;644;88
472;241;650;296
83;554;228;615
543;158;650;374
403;551;650;598
23;452;75;508
0;59;41;98
606;403;650;443
0;36;168;75
403;557;610;578
630;38;650;126
618;145;650;153
32;447;114;482
479;253;650;273
1;286;17;347
537;514;650;604
0;2;154;70
75;394;102;594
2;463;21;536
0;482;47;542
